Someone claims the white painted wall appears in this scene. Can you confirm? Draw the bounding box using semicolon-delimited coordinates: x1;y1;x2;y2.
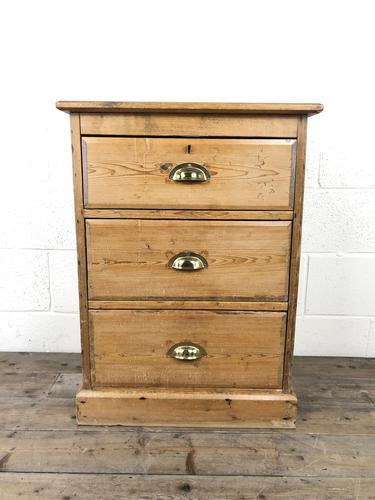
0;0;374;355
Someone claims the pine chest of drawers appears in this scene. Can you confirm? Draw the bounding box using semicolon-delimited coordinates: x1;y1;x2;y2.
57;101;323;428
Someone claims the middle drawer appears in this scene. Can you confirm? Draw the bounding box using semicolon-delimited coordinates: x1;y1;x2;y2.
86;219;291;301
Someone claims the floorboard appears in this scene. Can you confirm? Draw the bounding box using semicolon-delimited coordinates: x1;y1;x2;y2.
0;472;369;499
0;353;374;499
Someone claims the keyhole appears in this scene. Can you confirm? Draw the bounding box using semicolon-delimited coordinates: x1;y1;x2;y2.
187;144;192;154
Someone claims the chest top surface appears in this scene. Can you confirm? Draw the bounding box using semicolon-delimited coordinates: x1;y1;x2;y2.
56;101;323;115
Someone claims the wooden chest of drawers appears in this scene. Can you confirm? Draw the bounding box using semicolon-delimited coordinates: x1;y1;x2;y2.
57;101;323;428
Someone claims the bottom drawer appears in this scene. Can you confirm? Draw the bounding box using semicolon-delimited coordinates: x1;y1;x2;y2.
90;310;286;389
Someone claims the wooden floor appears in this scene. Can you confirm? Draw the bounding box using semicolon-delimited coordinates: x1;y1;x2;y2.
0;354;374;499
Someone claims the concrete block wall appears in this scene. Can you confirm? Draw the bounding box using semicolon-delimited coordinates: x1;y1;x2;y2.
0;0;374;355
0;113;80;351
294;120;375;356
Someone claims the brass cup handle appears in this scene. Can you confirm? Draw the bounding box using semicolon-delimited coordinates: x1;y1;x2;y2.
168;252;208;271
168;342;207;361
168;163;210;183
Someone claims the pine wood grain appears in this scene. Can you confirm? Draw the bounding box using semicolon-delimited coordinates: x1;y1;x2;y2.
56;101;324;430
77;388;296;428
86;219;292;301
83;208;294;220
70;114;91;389
88;299;288;311
80;113;298;137
89;310;286;389
56;101;324;114
283;116;308;391
83;137;296;210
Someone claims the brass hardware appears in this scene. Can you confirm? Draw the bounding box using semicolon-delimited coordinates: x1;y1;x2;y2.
160;162;173;171
168;342;207;361
168;251;208;271
169;163;210;183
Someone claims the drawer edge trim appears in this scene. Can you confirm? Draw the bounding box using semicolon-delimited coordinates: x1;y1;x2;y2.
83;209;294;220
88;300;288;311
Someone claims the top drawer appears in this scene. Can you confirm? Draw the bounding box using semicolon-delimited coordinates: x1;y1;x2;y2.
82;137;296;210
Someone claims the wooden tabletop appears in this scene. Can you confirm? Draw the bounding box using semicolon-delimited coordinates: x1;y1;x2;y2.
56;101;323;115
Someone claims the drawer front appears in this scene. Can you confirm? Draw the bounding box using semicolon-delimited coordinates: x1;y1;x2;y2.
83;137;296;210
90;310;286;389
86;219;291;301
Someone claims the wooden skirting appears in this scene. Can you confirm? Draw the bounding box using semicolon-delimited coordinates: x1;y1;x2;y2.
76;388;297;428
